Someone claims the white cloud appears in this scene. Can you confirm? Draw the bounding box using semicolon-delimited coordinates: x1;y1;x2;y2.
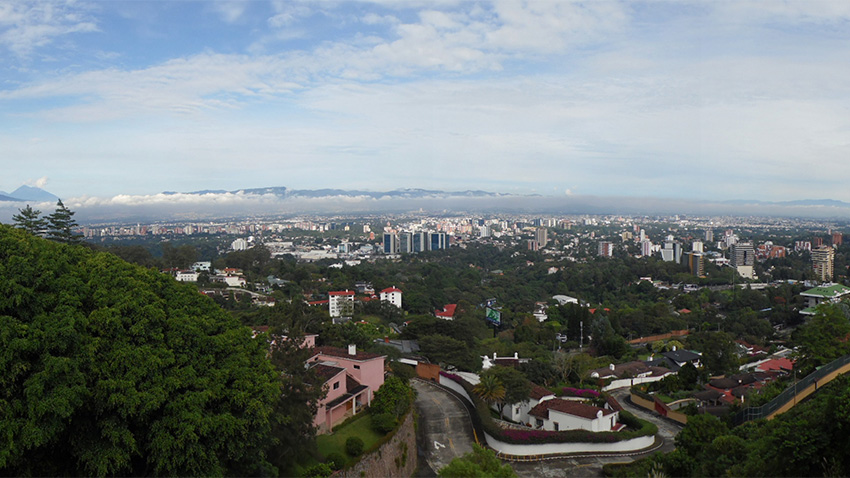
211;1;248;24
25;176;49;188
0;0;98;56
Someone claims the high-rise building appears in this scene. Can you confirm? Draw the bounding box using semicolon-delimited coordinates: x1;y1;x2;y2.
833;233;843;246
705;229;714;243
528;239;539;251
480;225;491;238
812;246;835;283
398;232;413;253
687;252;705;277
383;233;398;254
640;240;652;257
329;290;355;318
692;240;704;253
412;232;427;252
429;232;446;251
598;241;614;257
661;242;683;263
535;227;548;248
731;242;755;279
813;237;824;247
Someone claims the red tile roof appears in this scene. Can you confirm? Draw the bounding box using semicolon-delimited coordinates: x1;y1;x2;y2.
529;398;615;420
530;385;554;400
329;290;355;296
435;304;458;318
312;363;345;381
381;287;402;293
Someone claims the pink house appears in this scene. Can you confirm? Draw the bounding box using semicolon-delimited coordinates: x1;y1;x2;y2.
308;345;386;434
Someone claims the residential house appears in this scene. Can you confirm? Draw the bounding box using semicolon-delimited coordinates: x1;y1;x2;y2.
435;304;457;320
528;399;620;432
379;286;403;309
500;385;555;424
308;345;386;434
329;290;355;318
647;348;702;371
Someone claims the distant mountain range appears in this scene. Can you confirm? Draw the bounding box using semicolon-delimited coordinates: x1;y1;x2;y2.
163;186;509;199
0;185;60;203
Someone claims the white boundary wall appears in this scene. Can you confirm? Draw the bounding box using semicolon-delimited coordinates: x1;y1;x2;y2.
484;432;655;456
602;375;668;391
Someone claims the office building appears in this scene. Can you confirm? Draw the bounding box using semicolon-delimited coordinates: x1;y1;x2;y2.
731;242;755;279
399;232;413;253
687;252;705;277
429;232;446;251
383;233;398;254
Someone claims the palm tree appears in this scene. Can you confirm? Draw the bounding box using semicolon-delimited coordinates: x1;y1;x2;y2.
473;374;505;412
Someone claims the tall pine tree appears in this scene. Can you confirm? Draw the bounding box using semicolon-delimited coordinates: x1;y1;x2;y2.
11;205;47;236
45;199;81;244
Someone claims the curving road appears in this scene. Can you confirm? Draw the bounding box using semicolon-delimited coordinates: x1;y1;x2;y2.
413;379;477;475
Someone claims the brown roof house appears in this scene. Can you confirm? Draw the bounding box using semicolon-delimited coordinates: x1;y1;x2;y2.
528;399;621;432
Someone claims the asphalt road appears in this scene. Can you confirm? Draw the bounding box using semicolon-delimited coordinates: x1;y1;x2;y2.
412;380;477;475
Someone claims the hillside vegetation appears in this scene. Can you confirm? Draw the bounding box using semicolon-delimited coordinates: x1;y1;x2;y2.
0;225;281;476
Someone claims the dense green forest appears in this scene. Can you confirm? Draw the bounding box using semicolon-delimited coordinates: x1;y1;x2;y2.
0;225;311;476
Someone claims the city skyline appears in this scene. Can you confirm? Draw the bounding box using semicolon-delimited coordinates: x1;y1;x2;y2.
2;1;850;206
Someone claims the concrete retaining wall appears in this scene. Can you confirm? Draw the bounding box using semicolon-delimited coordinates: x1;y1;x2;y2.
335;412;417;478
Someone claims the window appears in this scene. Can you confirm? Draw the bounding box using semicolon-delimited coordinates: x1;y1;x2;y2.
333;381;340;390
353;365;360;370
553;422;559;431
535;418;543;428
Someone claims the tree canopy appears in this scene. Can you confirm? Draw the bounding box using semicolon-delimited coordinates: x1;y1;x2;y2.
0;225;280;476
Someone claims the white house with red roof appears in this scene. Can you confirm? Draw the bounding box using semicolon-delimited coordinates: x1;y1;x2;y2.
328;290;355;318
528;398;620;432
435;304;457;320
500;385;555;424
379;286;403;308
308;345;386;434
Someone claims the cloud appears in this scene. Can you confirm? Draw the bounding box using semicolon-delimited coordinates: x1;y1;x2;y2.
0;0;98;56
25;176;49;188
211;1;248;24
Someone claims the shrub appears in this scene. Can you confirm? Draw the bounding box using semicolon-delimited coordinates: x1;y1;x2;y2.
372;413;398;434
325;452;346;470
303;463;333;478
345;437;365;457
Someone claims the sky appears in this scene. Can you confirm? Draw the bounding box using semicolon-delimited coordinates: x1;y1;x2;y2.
2;0;850;208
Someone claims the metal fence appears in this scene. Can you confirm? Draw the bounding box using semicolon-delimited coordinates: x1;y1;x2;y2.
734;354;850;425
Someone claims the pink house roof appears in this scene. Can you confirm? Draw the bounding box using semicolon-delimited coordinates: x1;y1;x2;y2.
311;346;385;362
381;287;402;293
435;304;457;318
529;398;615;420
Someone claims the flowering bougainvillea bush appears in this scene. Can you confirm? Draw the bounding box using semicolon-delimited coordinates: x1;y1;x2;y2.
561;387;600;398
439;372;656;444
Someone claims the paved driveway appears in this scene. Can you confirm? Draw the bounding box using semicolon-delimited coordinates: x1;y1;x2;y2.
412;380;476;474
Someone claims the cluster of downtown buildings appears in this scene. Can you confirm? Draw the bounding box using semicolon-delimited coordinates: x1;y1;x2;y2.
598;226;841;283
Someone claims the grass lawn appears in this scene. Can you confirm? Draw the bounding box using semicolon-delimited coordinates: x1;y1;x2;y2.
655;393;674;403
316;413;384;463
